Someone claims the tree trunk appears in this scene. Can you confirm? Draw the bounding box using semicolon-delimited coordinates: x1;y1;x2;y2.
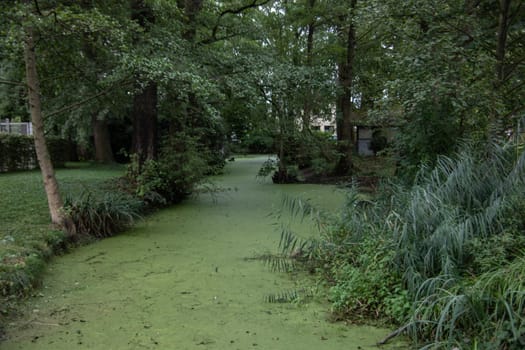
171;0;204;139
131;82;158;164
273;100;294;184
178;0;204;41
80;0;115;163
131;0;158;164
490;0;511;133
495;0;511;85
335;0;357;175
302;0;316;132
92;114;115;163
24;26;67;228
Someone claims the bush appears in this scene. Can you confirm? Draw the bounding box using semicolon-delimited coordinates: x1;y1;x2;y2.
270;190;409;324
392;142;525;287
46;136;76;168
64;191;143;239
0;134;34;172
0;134;75;172
370;129;388;155
394;98;462;181
271;141;525;348
329;238;408;323
257;131;339;183
242;129;275;154
124;133;209;206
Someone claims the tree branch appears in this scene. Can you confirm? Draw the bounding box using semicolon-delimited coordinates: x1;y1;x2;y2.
0;78;26;87
202;0;273;44
45;79;133;119
377;324;410;346
200;33;239;45
33;0;42;15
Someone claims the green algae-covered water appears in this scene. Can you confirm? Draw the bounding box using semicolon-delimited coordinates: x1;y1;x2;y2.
3;157;403;349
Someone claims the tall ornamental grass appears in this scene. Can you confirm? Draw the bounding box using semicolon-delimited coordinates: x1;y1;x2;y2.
64;191;143;239
276;141;525;349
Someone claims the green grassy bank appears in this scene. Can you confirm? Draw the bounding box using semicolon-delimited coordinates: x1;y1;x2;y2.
0;163;124;326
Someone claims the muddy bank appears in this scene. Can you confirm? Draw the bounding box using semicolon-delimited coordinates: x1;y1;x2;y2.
2;156;404;349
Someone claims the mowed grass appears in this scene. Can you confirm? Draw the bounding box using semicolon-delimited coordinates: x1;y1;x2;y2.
0;163;125;317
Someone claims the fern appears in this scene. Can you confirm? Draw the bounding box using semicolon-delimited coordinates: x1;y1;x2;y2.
252;253;296;273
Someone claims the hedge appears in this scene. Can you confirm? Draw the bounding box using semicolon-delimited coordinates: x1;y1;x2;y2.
0;134;76;172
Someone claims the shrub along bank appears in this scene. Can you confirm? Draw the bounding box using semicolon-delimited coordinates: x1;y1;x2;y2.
0;136;221;337
0;134;76;172
278;141;525;349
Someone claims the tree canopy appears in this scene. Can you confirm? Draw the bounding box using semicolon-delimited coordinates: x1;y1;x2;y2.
0;0;524;206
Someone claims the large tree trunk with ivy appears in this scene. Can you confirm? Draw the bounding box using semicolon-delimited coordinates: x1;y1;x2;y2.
24;26;67;228
334;0;357;175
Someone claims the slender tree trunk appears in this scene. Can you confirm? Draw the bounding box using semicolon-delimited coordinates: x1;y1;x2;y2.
275;101;289;183
335;0;357;175
490;0;511;133
302;0;316;131
92;114;115;163
24;26;66;228
495;0;511;84
131;82;158;163
177;0;203;137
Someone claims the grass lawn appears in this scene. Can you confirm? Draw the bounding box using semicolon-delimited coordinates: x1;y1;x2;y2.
0;163;124;320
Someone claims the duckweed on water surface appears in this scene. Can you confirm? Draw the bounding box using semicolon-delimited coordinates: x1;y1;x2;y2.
2;157;405;349
0;163;125;316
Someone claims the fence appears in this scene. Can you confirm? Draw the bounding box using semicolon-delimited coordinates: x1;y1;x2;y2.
0;119;33;135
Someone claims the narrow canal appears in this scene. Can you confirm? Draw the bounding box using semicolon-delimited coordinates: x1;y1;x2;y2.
3;156;401;349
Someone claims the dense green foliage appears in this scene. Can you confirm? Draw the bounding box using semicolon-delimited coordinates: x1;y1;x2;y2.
276;141;525;348
0;0;524;347
123;133;210;206
1;0;523;176
0;134;34;172
257;130;340;183
0;134;75;172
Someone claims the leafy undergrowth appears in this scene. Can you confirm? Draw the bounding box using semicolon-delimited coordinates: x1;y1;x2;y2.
0;163;125;329
269;142;525;349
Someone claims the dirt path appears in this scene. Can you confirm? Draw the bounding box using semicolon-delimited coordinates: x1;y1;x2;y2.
2;157;402;349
